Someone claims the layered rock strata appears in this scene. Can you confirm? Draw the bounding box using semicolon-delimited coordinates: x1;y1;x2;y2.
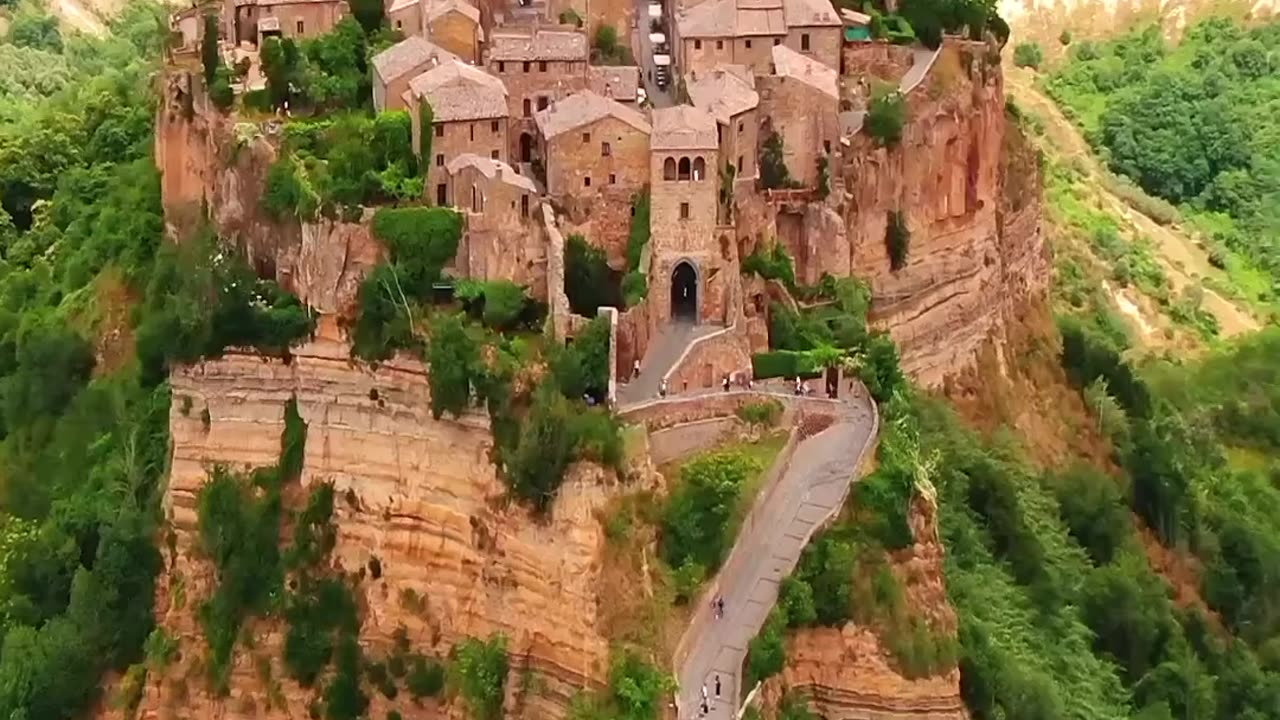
139;330;631;719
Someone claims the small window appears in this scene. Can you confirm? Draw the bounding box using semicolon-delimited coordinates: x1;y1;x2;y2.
434;124;444;138
745;39;752;48
601;141;611;157
499;61;506;72
395;19;402;29
523;98;531;117
296;20;304;34
539;61;547;71
471;186;482;212
520;194;529;218
584;176;592;187
737;155;743;172
694;39;702;49
801;33;810;51
716;40;723;49
436;183;447;205
491;120;499;132
738;121;744;133
491;149;500;159
772;38;780;46
823;140;831;154
582;131;591;143
523;61;531;72
609;173;616;184
435;154;444;167
680;202;690;219
470;124;475;142
537;96;548;110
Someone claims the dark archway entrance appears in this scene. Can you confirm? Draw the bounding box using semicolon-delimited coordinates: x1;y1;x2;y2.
671;261;697;322
520;132;533;163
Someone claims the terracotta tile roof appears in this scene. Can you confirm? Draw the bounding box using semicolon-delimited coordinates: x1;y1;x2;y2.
588;65;641;102
535;90;651;138
408;60;509;121
447;153;539;193
686;65;759;122
771;44;837;99
488;28;587;61
426;0;480;24
372;36;457;84
782;0;839;27
677;0;784;37
651;105;718;150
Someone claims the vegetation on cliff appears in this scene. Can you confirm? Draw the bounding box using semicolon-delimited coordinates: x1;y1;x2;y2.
0;3;315;716
1047;17;1280;320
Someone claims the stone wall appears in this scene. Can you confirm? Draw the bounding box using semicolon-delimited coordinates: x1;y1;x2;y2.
487;57;590;160
757;75;839;188
427;9;480;63
663;324;754;392
415;115;509;206
615;296;651;380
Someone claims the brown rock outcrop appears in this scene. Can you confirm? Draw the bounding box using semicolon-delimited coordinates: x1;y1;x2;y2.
761;495;966;720
137;330;635;720
772;40;1048;387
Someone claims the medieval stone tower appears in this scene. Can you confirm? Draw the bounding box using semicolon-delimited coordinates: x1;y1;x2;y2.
647;105;732;338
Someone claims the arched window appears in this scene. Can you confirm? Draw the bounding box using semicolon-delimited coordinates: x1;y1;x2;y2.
693;157;706;180
678;157;691;181
663;157;677;180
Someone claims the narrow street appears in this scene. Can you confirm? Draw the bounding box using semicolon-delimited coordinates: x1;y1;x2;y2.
631;0;676;107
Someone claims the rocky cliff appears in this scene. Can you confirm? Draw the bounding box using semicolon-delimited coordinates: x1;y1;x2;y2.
130;323;640;720
761;495;967;720
771;40;1048;387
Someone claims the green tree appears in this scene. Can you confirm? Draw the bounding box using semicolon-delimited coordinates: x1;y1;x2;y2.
564;233;621;315
347;0;386;35
866;88;905;147
6;11;63;52
260;36;301;109
760;132;793;189
201;13;220;85
426;313;477;419
885;210;910;271
1013;41;1044;69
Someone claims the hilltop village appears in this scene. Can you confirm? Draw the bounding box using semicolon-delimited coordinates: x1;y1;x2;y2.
163;0;1026;396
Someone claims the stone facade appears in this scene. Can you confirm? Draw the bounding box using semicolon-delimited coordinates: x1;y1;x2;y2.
386;0;421;36
425;0;482;63
231;0;347;45
782;25;840;69
757;46;838;187
418;116;509;206
485;29;591;162
680;34;781;77
447;154;546;296
536;105;651;200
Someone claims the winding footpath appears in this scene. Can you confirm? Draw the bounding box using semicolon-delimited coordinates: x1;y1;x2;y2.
621;388;878;720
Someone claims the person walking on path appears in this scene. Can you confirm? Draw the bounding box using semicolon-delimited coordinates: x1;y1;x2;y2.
717;596;725;617
714;674;721;699
633;359;641;379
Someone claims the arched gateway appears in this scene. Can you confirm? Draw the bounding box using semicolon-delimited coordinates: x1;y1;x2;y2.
671;261;698;322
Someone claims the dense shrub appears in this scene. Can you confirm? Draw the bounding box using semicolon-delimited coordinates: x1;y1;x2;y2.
426;313;478;419
741;242;796;289
760;132;796;189
745;606;787;685
751;350;821;380
660;451;761;574
452;635;508;720
866;88;906;147
406;654;445;698
283;577;359;686
1013;41;1044;69
371;207;462;293
885;210;910;271
736;399;784;427
349;264;417;361
627;190;650;272
549;315;611;401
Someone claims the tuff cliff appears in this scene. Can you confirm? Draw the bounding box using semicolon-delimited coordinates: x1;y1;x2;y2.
772;40;1048;387
126;324;646;720
760;495;967;720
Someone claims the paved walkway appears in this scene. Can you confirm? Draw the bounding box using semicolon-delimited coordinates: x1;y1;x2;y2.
625;387;878;720
618;321;720;404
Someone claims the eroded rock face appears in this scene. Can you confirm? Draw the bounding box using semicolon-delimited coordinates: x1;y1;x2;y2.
762;495;966;720
777;40;1048;388
155;72;381;316
136;332;629;720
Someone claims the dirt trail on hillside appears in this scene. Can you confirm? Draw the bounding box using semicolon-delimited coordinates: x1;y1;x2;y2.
1006;70;1259;338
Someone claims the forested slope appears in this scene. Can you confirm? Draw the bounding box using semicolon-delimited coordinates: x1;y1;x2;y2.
0;3;313;716
1046;17;1280;321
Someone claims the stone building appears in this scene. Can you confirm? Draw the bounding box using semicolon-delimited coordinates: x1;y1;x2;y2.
758;44;838;187
588;65;642;105
423;0;483;62
372;36;457;112
485;28;589;163
386;0;422;35
404;60;510;206
647;105;730;335
685;64;760;180
225;0;348;45
533;91;651;199
673;0;839;77
446;154;546;294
